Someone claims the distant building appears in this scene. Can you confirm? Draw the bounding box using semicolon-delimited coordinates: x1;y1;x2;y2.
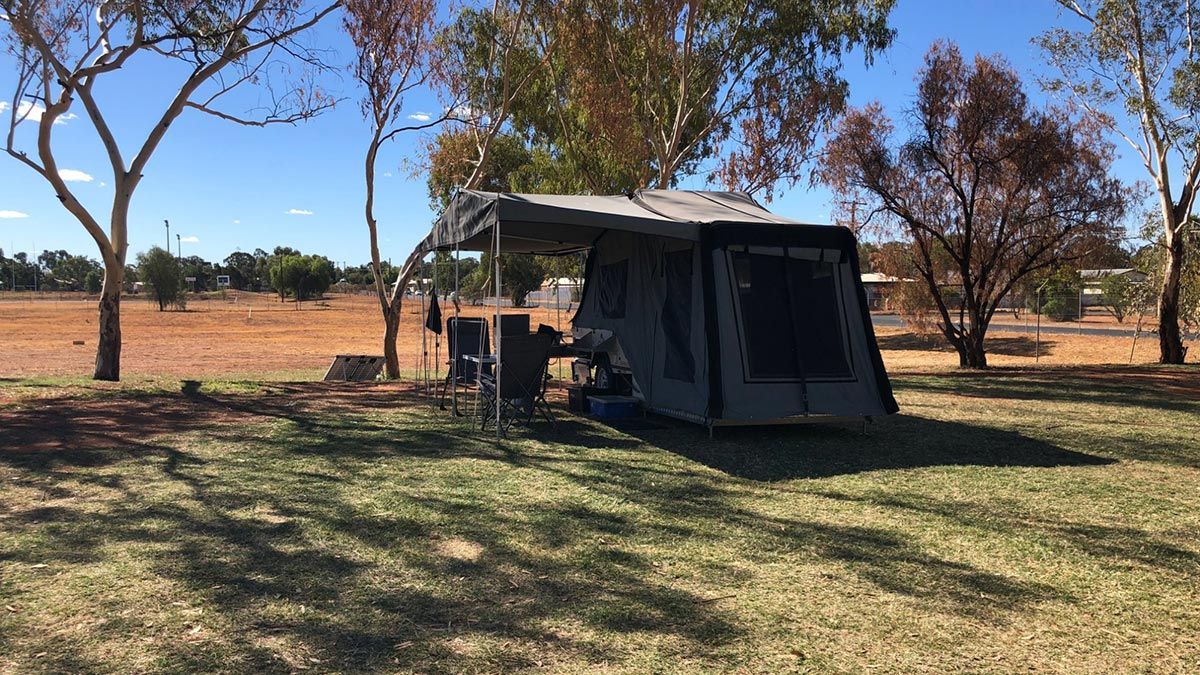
1080;268;1147;306
860;272;913;310
529;277;582;306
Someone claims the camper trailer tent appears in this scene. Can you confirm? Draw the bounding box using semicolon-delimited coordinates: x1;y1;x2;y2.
400;189;898;427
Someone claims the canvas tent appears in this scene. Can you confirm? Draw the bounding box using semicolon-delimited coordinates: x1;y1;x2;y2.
398;189;898;427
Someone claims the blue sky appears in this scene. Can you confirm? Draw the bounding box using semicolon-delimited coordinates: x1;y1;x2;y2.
0;0;1135;265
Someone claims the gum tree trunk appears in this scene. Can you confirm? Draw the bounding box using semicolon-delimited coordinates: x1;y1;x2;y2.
93;262;123;381
1158;231;1186;364
962;332;988;369
383;315;400;379
947;317;989;369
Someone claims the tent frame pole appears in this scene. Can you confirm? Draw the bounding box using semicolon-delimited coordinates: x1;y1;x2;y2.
494;220;502;440
451;244;460;415
419;270;427;395
420;270;429;398
432;253;441;411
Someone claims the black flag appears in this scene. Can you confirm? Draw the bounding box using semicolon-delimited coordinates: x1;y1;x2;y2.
424;287;443;334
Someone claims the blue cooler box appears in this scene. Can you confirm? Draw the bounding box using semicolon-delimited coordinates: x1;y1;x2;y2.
588;395;641;420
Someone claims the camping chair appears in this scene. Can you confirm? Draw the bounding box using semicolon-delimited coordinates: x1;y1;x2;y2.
479;332;557;434
439;317;490;416
493;313;531;337
536;323;565;387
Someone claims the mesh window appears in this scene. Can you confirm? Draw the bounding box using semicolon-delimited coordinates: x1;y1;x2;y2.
661;248;695;382
730;250;850;379
598;260;628;319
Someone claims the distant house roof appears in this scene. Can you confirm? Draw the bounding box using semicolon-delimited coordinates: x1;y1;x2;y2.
860;272;914;283
1080;268;1145;280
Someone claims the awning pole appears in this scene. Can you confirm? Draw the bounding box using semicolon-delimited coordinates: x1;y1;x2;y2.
432;254;440;411
421;270;429;399
452;244;460;415
494;220;502;440
556;276;562;387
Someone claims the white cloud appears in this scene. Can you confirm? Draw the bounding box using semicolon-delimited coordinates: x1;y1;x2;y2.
0;101;77;125
0;210;30;219
180;235;200;243
98;181;108;187
232;219;241;224
383;172;393;178
286;208;313;216
58;168;94;182
407;112;432;122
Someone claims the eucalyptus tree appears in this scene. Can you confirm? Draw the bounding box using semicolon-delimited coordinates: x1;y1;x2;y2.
1;0;340;380
345;0;439;378
1039;0;1200;363
820;43;1127;367
539;0;897;199
426;0;896;202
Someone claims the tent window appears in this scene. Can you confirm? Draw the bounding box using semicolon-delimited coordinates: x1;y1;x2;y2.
661;248;695;382
598;259;628;319
730;250;850;379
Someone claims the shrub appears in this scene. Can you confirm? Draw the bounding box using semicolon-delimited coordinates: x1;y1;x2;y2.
136;247;185;311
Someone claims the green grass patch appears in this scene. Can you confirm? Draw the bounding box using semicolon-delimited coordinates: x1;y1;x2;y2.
1;368;1198;672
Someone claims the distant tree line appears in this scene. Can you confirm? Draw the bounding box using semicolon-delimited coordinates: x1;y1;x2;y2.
4;244;348;303
2;242;585;311
0;248;103;293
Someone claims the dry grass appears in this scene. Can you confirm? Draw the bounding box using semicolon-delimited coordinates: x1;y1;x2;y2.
0;369;1198;672
2;295;1199;672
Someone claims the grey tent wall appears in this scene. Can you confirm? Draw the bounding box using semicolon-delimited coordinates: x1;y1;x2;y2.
573;223;899;424
707;223;898;417
711;249;893;419
572;231;711;421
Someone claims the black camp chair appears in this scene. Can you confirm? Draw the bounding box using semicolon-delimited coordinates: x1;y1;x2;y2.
536;323;566;385
439;317;491;415
493;313;531;337
479;332;557;434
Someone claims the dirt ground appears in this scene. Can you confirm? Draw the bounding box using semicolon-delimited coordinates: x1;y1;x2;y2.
871;326;1186;370
0;292;572;379
0;292;1191;379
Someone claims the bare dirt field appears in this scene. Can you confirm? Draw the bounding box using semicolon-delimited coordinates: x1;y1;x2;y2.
0;291;1192;380
0;292;571;379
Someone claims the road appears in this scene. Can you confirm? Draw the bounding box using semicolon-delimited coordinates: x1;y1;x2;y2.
869;313;1148;338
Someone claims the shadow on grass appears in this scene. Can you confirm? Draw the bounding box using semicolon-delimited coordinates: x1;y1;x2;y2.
877;332;1052;357
898;369;1200;417
0;374;1186;671
811;489;1200;574
593;414;1114;482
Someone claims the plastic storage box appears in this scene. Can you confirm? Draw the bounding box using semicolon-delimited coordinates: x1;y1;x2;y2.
588;395;641;420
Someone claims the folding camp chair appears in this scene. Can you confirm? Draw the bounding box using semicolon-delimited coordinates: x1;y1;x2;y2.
479;332;557;434
494;313;531;336
439;317;491;416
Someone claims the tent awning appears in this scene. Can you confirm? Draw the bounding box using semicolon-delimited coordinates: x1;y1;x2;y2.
413;189;817;256
396;188;832;292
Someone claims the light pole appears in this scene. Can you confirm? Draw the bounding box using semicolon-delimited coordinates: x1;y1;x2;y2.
164;219;170;250
176;233;181;261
